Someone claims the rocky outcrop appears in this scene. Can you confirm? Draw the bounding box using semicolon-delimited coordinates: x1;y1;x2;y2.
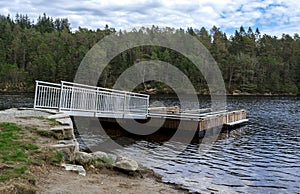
61;164;86;176
0;108;140;176
75;151;93;165
48;112;140;173
50;126;74;140
51;142;78;162
91;151;108;159
47;113;79;162
114;156;139;172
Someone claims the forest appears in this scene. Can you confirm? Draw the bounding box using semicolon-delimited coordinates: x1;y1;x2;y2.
0;13;299;95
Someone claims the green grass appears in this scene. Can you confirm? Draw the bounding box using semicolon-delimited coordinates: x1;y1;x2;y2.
0;122;63;184
28;126;62;139
2;149;28;162
32;116;58;126
50;151;64;164
47;118;57;123
20;143;39;150
35;129;62;139
14;165;28;174
0;123;33;182
0;165;28;182
0;122;22;132
0;175;10;182
0;122;69;194
100;156;114;166
89;156;115;169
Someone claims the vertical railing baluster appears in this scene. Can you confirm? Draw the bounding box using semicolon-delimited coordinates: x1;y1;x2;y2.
94;88;99;115
59;82;64;112
33;81;39;109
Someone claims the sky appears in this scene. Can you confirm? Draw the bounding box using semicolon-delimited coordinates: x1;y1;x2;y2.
0;0;299;37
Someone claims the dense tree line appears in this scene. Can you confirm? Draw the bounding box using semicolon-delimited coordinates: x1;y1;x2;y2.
0;14;299;95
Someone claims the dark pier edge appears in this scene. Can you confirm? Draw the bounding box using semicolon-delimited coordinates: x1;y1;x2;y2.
71;116;249;149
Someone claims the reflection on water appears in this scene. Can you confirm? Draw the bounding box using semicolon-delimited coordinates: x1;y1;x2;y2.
1;94;300;193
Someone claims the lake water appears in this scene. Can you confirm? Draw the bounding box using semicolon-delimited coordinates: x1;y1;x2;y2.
1;94;299;193
0;93;34;110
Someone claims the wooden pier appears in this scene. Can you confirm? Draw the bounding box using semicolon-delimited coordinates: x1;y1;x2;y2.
98;108;248;138
34;80;248;138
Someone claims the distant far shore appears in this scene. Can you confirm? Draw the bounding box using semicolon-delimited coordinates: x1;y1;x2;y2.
0;90;298;96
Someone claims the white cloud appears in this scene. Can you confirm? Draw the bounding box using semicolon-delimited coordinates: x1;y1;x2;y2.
0;0;299;36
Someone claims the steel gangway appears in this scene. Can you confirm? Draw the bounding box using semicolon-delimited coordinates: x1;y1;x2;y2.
34;81;149;119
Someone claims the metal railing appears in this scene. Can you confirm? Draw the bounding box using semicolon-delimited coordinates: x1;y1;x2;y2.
34;80;149;119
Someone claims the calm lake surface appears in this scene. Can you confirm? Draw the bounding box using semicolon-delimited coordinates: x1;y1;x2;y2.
1;94;299;193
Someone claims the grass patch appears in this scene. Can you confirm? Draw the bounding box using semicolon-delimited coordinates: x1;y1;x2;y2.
47;118;57;123
2;149;28;162
28;126;63;140
100;156;114;167
0;175;10;182
14;165;28;174
0;123;32;182
35;129;55;137
0;122;63;187
0;122;22;131
32;116;58;126
89;156;115;169
20;143;39;150
50;151;64;164
35;129;63;139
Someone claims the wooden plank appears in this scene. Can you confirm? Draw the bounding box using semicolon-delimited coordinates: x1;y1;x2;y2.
99;109;247;133
225;119;249;126
148;106;179;114
182;107;226;113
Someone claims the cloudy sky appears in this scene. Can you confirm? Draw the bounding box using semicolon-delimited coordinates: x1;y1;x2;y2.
0;0;299;36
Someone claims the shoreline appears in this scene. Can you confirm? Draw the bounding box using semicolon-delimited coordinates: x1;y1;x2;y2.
0;91;298;96
0;108;190;194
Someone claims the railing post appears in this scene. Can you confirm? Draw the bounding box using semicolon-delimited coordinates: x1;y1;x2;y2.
70;84;74;112
123;92;127;118
33;81;39;109
58;81;64;112
146;96;150;118
94;87;99;117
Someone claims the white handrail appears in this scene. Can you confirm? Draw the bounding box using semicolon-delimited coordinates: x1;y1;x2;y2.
34;80;149;119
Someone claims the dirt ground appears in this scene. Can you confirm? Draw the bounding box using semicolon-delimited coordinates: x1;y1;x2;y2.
37;165;185;194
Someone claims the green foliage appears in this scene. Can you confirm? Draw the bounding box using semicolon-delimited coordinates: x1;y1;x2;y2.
0;13;299;94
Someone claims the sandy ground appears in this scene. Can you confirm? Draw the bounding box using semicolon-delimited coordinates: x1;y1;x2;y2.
0;108;187;194
37;166;184;194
